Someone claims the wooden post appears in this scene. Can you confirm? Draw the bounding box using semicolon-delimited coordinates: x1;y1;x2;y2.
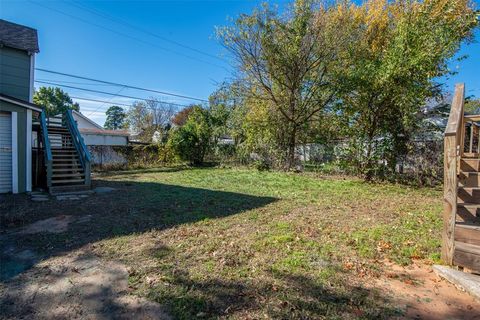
469;123;474;153
442;134;457;265
442;83;465;265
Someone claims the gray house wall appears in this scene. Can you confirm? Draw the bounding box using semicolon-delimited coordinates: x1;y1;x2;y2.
0;46;31;101
0;101;28;193
0;46;33;193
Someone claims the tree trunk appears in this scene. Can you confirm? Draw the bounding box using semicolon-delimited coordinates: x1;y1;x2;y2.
286;124;297;170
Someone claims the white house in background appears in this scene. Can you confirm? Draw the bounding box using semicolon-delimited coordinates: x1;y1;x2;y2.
72;110;129;146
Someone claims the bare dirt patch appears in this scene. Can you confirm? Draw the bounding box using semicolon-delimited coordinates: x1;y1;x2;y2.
0;247;170;320
16;215;74;234
373;261;480;319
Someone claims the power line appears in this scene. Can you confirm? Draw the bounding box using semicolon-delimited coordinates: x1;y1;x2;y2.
36;78;118;86
34;80;198;108
86;86;126;117
67;1;227;63
28;0;229;71
70;96;131;108
35;68;209;103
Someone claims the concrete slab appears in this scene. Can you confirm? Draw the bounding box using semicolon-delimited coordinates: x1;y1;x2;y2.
433;265;480;301
51;190;94;196
94;187;116;194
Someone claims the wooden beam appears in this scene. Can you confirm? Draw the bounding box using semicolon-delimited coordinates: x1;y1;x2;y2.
464;115;480;122
442;83;465;265
445;83;465;137
442;134;458;264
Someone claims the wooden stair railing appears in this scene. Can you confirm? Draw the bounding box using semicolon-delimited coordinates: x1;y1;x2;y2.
64;109;91;187
38;110;92;193
442;83;480;273
39;111;53;189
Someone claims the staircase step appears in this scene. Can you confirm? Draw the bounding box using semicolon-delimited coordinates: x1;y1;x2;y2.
52;163;82;167
50;185;91;195
459;172;480;188
461;158;480;171
53;154;79;158
456;204;480;223
453;241;480;273
463;152;480;158
52;157;78;164
52;173;85;178
51;178;85;184
52;168;84;173
458;187;480;204
52;150;77;154
455;223;480;246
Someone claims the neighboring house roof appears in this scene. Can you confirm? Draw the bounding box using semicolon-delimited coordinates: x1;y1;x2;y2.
0;19;39;53
79;128;130;136
0;93;43;112
72;110;104;130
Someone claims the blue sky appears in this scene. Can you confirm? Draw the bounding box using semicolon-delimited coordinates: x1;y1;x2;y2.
1;0;479;126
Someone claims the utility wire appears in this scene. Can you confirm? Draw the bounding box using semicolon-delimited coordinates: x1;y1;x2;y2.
70;96;132;107
28;0;229;71
36;68;209;103
67;1;227;63
86;86;126;117
34;80;198;108
36;78;118;86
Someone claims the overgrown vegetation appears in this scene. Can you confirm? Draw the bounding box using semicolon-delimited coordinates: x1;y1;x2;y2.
86;168;441;319
111;0;477;185
34;0;478;185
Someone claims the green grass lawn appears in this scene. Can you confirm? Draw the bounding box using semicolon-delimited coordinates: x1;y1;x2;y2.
89;167;442;319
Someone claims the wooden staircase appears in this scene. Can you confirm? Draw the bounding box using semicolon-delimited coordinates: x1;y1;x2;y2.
39;110;91;194
443;83;480;273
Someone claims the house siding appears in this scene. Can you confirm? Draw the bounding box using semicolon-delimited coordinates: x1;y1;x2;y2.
73;114;103;129
81;133;128;146
0;46;31;101
0;100;27;193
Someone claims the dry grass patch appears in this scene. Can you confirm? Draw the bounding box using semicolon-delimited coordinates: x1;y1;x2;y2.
90;168;442;319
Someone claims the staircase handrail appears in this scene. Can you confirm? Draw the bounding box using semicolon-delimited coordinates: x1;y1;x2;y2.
65;109;91;186
40;111;53;187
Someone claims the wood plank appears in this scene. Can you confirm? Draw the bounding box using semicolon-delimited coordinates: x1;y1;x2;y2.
464;114;480;122
445;83;465;136
454;241;480;273
460;158;480;171
453;250;480;274
455;241;480;255
459;172;480;187
455;224;480;246
443;134;458;265
456;205;480;224
443;83;465;265
457;188;480;204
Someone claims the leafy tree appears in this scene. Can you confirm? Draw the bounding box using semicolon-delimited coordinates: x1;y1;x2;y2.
217;0;339;170
145;97;176;130
126;101;154;142
172;106;195;126
330;0;478;180
104;106;127;130
168;106;212;165
465;97;480;114
208;82;237;143
33;86;80;116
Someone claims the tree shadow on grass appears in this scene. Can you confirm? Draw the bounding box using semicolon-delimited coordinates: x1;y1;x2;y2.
0;178;277;281
144;264;399;319
95;165;192;177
